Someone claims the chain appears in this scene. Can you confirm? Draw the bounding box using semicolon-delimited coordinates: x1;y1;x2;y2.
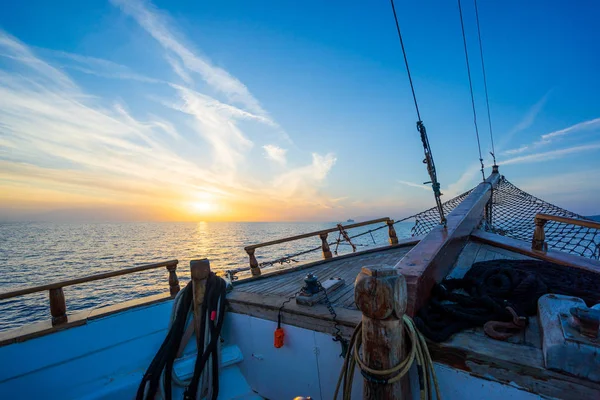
317;281;349;358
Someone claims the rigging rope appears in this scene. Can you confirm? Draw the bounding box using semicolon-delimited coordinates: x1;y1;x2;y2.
457;0;486;181
389;0;446;226
473;0;497;166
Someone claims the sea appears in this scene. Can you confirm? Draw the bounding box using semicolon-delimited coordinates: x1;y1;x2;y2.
0;221;414;331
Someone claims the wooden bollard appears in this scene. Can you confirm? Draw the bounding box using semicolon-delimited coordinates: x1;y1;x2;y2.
355;266;409;400
387;220;399;245
166;262;180;296
245;248;261;276
190;259;211;398
532;217;548;251
49;287;67;326
320;233;332;259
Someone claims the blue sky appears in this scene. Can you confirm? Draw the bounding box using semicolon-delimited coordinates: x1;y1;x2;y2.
0;0;598;221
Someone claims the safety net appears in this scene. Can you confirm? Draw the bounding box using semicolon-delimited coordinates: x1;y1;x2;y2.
410;176;600;260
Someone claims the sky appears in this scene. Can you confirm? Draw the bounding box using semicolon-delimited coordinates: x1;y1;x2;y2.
0;0;598;222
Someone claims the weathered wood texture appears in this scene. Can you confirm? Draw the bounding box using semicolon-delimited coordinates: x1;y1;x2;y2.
49;288;67;326
355;267;409;399
190;259;211;346
394;171;501;316
472;229;600;274
234;245;415;310
428;330;600;400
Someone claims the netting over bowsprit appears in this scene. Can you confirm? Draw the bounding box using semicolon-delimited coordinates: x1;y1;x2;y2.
410;189;474;236
483;177;599;260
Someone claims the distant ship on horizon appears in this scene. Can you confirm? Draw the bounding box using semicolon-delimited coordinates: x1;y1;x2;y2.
346;219;355;223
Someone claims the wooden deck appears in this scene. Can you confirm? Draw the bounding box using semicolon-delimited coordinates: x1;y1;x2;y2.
234;244;415;310
227;234;600;399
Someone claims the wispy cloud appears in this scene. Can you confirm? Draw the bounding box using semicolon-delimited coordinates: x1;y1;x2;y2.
501;142;600;165
263;144;287;165
110;0;269;118
497;92;550;153
0;13;339;221
540;117;600;142
502;117;600;156
397;180;430;191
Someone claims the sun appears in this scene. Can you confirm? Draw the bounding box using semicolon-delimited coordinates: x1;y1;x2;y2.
192;201;215;214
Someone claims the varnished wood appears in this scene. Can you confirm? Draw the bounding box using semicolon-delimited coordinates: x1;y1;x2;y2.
190;259;211;347
166;263;180;296
532;216;548;251
471;229;600;274
244;217;391;250
320;233;333;259
387;220;399;245
49;288;67;326
0;260;179;300
536;213;600;230
245;248;261;276
395;171;501;316
355;266;409;399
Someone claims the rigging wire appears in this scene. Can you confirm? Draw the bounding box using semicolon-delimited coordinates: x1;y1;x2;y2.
389;0;447;226
473;0;497;166
457;0;486;181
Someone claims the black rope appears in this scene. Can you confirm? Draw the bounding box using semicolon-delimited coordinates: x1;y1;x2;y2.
458;0;485;181
389;0;447;226
474;0;497;166
389;0;421;121
415;259;600;342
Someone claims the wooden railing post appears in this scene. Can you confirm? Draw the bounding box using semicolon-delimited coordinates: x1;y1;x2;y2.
246;248;261;276
49;288;67;326
190;259;211;345
532;216;548;251
355;266;409;399
166;262;180;296
320;233;332;259
387;220;399;245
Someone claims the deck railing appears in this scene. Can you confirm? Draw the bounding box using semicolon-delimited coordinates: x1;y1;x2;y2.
532;213;600;257
243;217;399;276
0;260;180;326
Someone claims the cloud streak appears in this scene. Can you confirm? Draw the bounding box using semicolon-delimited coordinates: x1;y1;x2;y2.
0;13;339;221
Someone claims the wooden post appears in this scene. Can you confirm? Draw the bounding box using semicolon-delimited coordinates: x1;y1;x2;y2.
246;248;261;276
387;220;399;245
320;233;332;259
190;259;211;399
166;262;180;296
190;259;211;346
49;287;67;326
355;266;409;400
532;217;548;251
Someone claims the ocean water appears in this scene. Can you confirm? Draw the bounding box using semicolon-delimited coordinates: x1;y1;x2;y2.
0;221;414;331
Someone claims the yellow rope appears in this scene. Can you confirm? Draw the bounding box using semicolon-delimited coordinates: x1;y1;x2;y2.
334;315;441;400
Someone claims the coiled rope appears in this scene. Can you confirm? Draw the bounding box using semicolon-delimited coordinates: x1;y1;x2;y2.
334;316;440;400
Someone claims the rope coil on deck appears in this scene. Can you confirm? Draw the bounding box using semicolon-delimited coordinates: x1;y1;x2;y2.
334;315;440;400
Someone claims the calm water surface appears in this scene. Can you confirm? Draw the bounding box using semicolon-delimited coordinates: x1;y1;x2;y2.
0;221;413;331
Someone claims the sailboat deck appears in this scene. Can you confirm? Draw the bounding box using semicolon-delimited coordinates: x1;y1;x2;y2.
226;235;600;399
233;244;415;310
231;238;533;311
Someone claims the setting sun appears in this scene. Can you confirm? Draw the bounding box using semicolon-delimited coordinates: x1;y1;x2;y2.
192;201;216;214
